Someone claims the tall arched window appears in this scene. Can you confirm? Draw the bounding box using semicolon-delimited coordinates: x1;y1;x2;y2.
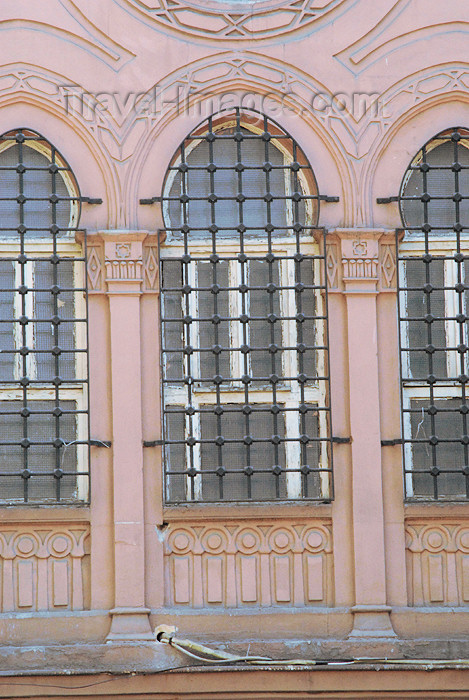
0;129;89;503
398;127;469;500
159;110;332;503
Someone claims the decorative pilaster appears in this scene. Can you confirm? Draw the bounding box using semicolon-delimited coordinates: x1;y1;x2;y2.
88;231;155;641
331;228;396;637
325;229;397;293
85;231;159;295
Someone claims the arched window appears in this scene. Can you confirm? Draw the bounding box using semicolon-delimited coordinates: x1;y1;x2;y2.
398;127;469;500
0;129;89;503
159;110;332;503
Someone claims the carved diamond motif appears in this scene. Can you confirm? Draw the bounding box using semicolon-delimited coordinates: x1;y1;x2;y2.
381;245;396;288
325;244;338;289
87;246;103;291
144;246;158;290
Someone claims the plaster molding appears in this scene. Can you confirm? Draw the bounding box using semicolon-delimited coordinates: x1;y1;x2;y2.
363;63;469;224
406;521;469;607
164;521;333;608
0;17;135;71
0;64;119;224
86;231;159;293
118;0;348;42
327;229;397;292
129;52;353;223
0;525;90;612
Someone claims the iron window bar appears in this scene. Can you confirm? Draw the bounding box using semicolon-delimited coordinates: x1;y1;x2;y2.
394;126;469;501
159;108;334;504
0;128;90;504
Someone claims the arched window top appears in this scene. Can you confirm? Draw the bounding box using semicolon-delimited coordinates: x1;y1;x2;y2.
0;128;81;238
159;109;332;504
397;126;469;501
399;126;469;238
162;109;319;240
0;129;88;504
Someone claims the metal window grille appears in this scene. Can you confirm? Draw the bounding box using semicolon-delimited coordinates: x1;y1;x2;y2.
159;109;333;503
397;126;469;500
0;129;89;504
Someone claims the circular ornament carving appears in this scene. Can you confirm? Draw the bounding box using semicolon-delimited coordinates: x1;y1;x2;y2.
202;530;227;554
16;536;36;556
50;535;71;556
455;529;469;553
422;528;447;553
303;528;325;552
236;529;261;553
13;533;41;558
173;533;190;550
269;528;293;553
124;0;347;42
169;530;195;554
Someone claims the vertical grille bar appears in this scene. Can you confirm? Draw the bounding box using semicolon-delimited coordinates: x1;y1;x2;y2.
398;126;469;501
0;128;90;504
159;109;333;503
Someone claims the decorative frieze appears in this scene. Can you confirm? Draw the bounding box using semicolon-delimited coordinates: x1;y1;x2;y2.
342;256;379;280
104;240;144;282
341;235;379;283
125;0;345;41
406;521;469;606
87;244;104;292
85;232;159;293
326;229;397;292
0;525;90;612
379;244;397;289
164;521;333;608
325;242;339;289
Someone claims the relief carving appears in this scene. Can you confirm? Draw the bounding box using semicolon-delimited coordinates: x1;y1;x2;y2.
164;521;333;608
87;244;104;292
121;0;347;41
0;525;90;612
143;245;159;292
341;237;379;281
325;243;339;289
379;243;397;289
405;521;469;606
87;238;158;292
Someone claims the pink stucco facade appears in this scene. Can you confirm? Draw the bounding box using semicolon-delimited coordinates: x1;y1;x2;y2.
1;1;469;696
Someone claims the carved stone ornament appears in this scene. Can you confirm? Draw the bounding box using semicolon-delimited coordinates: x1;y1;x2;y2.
164;521;333;608
406;521;469;607
379;243;397;290
104;241;144;283
325;243;339;289
0;525;90;612
86;232;159;293
327;229;397;291
341;233;379;284
121;0;347;41
87;245;104;292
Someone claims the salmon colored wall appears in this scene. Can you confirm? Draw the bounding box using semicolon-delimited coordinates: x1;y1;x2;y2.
1;0;469;657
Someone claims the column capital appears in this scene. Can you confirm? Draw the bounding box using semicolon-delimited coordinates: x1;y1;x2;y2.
324;228;398;294
83;230;161;295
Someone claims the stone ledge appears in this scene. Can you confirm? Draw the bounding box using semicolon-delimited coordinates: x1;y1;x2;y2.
1;639;469;677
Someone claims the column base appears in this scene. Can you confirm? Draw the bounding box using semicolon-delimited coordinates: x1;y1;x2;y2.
348;605;396;638
106;607;154;641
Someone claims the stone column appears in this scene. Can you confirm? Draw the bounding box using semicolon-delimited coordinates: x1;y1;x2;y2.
88;230;155;641
332;228;397;637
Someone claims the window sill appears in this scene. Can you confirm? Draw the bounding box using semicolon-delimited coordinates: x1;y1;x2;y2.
405;502;469;518
162;501;332;523
0;505;90;522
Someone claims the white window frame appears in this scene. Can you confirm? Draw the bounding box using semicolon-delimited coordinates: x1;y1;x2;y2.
400;237;469;498
163;238;328;501
0;136;88;503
